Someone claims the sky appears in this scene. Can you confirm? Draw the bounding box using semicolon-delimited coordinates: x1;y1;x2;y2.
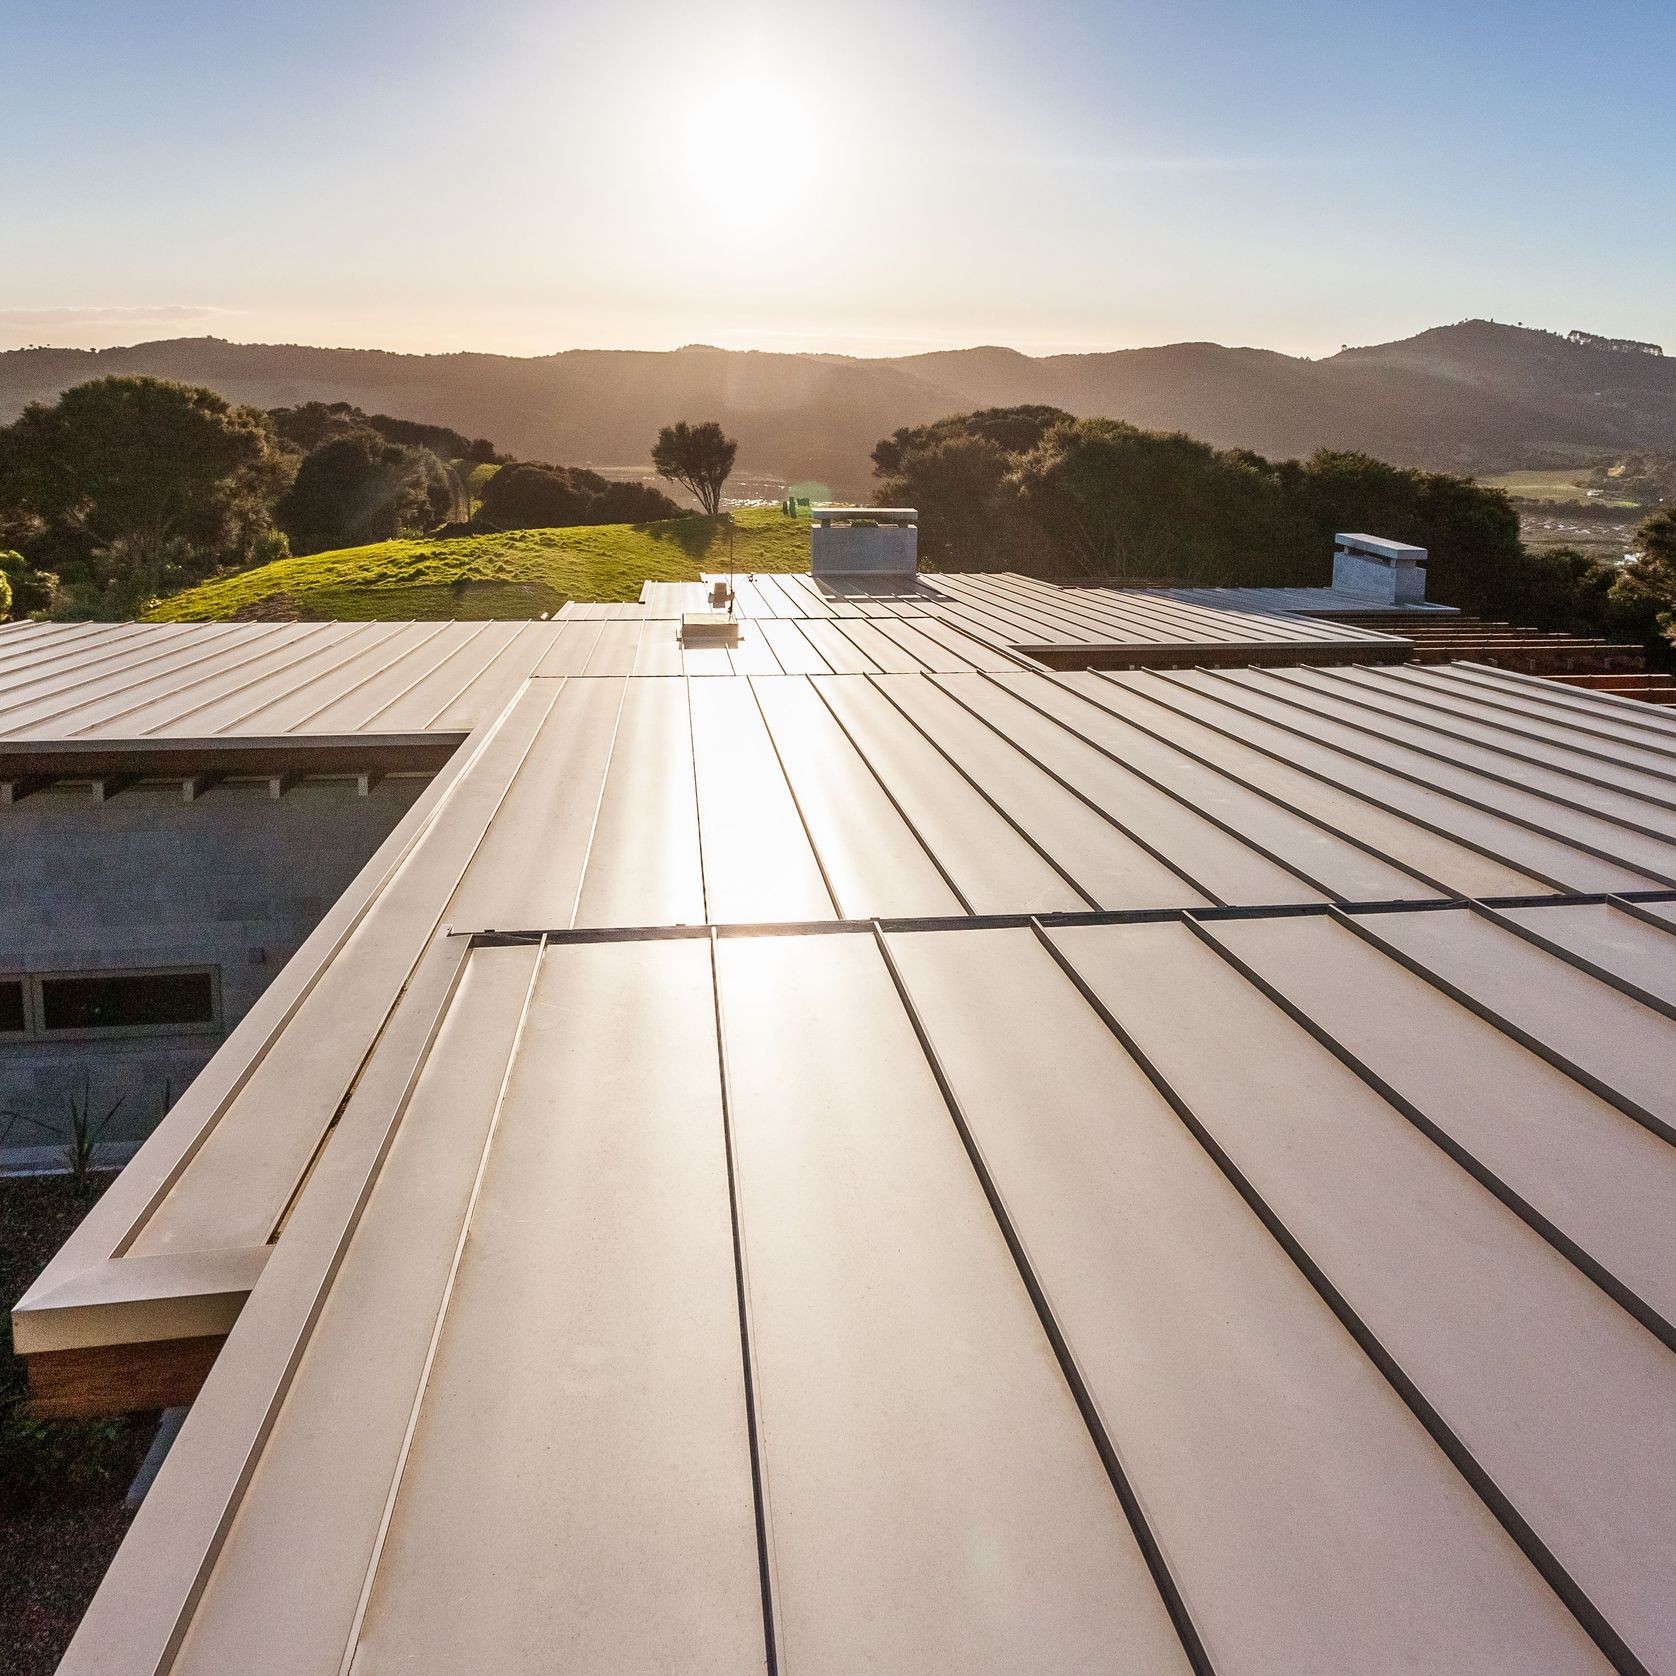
3;0;1674;360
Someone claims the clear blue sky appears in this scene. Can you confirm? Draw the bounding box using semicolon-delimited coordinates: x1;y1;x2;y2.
3;0;1672;358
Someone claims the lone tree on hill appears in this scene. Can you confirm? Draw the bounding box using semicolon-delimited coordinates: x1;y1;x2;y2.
651;420;737;515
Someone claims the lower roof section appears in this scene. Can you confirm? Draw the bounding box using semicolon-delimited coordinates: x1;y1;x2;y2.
705;569;1410;650
0;610;1032;745
0;575;1415;746
47;905;1676;1675
1144;584;1457;617
16;661;1676;1314
0;729;455;790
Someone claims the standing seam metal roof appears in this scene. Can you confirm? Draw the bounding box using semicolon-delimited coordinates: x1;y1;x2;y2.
32;896;1676;1675
9;597;1676;1674
0;573;1418;742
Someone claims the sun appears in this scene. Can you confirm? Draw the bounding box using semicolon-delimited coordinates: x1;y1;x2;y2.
675;69;829;239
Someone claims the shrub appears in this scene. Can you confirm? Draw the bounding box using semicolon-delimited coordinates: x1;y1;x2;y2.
478;463;680;530
277;430;452;555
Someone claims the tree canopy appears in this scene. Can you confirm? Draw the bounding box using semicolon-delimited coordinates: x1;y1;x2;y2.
1598;509;1676;648
478;463;680;531
871;405;1070;479
0;548;56;617
651;421;737;516
276;429;453;555
1010;419;1298;583
0;377;288;613
268;402;503;464
1637;507;1676;568
873;407;1527;610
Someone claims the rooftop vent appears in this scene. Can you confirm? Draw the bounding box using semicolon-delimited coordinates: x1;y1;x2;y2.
680;611;740;648
810;506;918;586
1332;533;1428;605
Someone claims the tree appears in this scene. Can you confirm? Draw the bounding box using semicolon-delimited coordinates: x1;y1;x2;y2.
1637;507;1676;568
1603;509;1676;656
0;377;289;611
0;549;58;617
872;406;1070;479
867;408;1529;598
1010;418;1296;582
872;407;1071;571
478;463;679;530
874;433;1031;571
275;430;452;554
591;479;685;523
651;421;737;515
477;462;598;528
268;402;505;465
1282;451;1525;612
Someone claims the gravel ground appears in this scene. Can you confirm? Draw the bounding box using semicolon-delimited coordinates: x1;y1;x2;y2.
1;1175;156;1676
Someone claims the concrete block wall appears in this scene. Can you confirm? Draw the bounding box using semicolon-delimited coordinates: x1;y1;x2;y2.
810;511;919;581
0;776;427;1159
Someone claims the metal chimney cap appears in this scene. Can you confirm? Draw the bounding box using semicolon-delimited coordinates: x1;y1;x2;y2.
1334;533;1428;563
810;506;918;524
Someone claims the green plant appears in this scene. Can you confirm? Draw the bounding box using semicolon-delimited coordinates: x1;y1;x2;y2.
0;1174;150;1514
248;527;291;567
0;1407;133;1499
62;1078;125;1193
478;461;679;530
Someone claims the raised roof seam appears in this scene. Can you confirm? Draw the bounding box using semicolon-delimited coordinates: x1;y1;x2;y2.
1208;666;1676;845
332;934;548;1676
1326;905;1676;1148
1025;915;1652;1676
859;673;1103;910
1181;911;1676;1351
991;669;1469;900
1462;899;1676;1023
870;920;1218;1676
922;672;1236;905
1166;670;1676;888
1102;670;1581;894
707;928;784;1676
1268;665;1676;804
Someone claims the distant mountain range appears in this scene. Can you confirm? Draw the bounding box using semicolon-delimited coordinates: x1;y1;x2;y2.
3;320;1672;493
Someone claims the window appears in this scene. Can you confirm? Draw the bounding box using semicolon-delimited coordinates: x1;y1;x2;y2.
33;969;219;1036
0;967;222;1042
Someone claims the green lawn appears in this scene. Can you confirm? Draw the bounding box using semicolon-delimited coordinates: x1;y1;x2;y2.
1479;468;1637;507
145;506;811;622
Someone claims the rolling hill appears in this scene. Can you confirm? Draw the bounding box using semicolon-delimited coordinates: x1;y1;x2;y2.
144;505;811;622
6;321;1675;495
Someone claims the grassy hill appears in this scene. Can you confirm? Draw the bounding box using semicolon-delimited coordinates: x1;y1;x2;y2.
145;505;810;622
